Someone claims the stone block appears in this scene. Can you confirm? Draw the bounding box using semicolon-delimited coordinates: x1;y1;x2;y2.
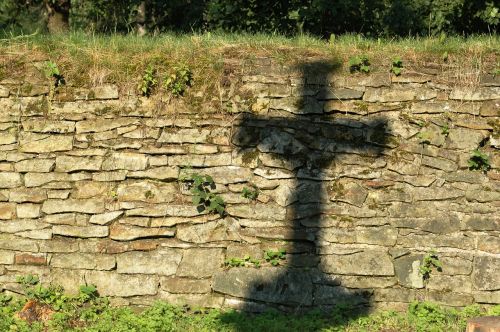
472;256;500;291
51;253;115;270
176;219;242;243
160;277;211;294
0;172;22;188
116;248;182;275
14;253;47;265
102;152;147;171
85;271;159;297
479;100;499;117
76;118;138;133
0;132;17;145
19;134;73;153
42;199;105;214
321;251;394;276
269;96;322;114
9;188;47;203
0;202;16;219
0;234;38;252
0;250;15;264
226;204;286;221
158;128;211;144
180;166;252;185
177;248;223;278
314;285;369;305
449;87;500;101
213;267;313;305
73;181;112;199
89;211;123;225
22;120;75;133
317;88;364;100
52;225;109;238
363;88;415;102
116;181;176;203
92;85;119;99
421;156;457;172
16;203;41;218
55;155;103;172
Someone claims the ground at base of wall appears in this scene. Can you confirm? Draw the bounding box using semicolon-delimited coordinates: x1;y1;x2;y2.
1;295;499;332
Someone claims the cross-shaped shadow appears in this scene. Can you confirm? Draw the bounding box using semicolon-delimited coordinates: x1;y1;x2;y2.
219;59;390;328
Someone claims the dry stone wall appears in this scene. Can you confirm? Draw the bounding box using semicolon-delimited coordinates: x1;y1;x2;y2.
0;57;499;311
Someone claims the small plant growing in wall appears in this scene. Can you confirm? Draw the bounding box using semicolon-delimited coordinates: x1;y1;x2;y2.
224;255;261;268
139;65;157;97
419;250;442;281
241;186;259;201
181;172;225;215
441;124;449;137
264;249;286;266
391;57;403;76
349;55;370;73
164;66;193;97
468;149;491;172
417;131;432;145
44;61;65;87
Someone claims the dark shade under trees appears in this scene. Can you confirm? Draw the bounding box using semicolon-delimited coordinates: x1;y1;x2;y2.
1;0;498;37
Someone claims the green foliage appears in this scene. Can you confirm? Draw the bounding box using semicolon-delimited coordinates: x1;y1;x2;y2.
264;249;286;266
391;57;403;76
241;186;258;200
1;281;500;332
408;301;448;332
417;131;431;145
0;0;45;34
140;66;157;97
0;294;13;306
164;66;193;97
16;274;40;286
419;250;442;280
1;0;499;37
476;1;500;26
468;149;491;172
181;172;225;215
44;61;65;87
224;255;260;268
349;55;370;74
441;124;450;137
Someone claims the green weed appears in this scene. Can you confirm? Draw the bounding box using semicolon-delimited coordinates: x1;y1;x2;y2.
180;172;225;215
264;249;286;266
164;65;193;96
468;149;491;172
241;186;259;200
391;57;403;76
139;65;158;97
419;250;442;281
349;55;370;73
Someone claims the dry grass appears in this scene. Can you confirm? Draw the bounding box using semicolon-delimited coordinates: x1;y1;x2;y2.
0;32;498;91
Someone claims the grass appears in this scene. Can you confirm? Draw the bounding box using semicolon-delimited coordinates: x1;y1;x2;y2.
0;32;498;93
1;296;500;332
2;277;500;332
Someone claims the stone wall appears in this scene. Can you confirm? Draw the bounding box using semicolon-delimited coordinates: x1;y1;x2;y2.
0;57;499;311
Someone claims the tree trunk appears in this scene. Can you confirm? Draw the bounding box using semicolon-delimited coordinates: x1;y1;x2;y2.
136;1;147;36
45;0;70;33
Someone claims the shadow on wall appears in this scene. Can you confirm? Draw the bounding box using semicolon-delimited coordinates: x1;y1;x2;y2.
216;59;390;328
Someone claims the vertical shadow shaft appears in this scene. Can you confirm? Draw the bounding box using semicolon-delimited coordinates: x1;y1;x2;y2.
226;59;389;327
